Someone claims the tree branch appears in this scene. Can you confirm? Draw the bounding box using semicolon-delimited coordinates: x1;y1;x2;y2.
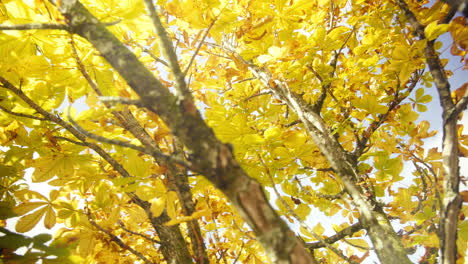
134;42;170;67
395;2;463;263
0;23;68;31
66;111;191;169
98;96;144;106
307;223;364;249
143;0;191;99
228;51;412;263
0;19;120;31
183;18;218;76
73;31;204;261
0;76;132;179
454;87;468;117
259;156;353;264
118;221;160;245
0;104;47;121
354;70;422;158
86;212;154;264
57;1;317;262
54;136;89;146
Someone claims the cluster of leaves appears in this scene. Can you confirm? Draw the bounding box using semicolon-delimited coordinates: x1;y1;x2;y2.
0;0;467;263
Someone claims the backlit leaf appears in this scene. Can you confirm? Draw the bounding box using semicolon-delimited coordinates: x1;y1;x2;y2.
44;206;56;229
150;197;166;218
425;21;449;41
16;206;48;233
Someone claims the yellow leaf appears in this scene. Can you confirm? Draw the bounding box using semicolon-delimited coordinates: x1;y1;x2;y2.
166;191;179;219
257;54;273;64
49;190;60;201
135;179;167;201
326;26;350;50
85;94;100;108
264;127;281;141
13;202;47;215
393;45;410;61
422;233;439;247
150;197;166;218
283;131;307;147
313;223;325;234
44;206;56;229
14;190;48;201
295;204;311;220
425;21;449;41
16;206;48;233
268;46;287;59
122;150;152;177
299;226;314;240
30;154;77;182
164;209;209;226
347;239;369;252
459;219;468;241
126;206;147;224
425;147;441;161
351;97;387;115
327;26;350;41
311;26;326;45
78;232;96;256
136;186;157;201
242;134;265;145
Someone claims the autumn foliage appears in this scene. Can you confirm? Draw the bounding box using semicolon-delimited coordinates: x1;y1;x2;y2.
0;0;467;263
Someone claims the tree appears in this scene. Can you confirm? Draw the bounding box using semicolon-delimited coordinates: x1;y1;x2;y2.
0;0;466;263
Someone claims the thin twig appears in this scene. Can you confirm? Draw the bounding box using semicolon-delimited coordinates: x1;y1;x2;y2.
70;34;102;96
453;86;468;118
259;155;358;264
307;223;364;249
0;76;133;179
66;110;191;169
0;19;120;31
203;50;231;59
118;221;160;245
0;105;47;120
54;136;89;146
87;212;153;264
134;42;170;67
243;91;272;102
353;70;422;158
183;18;218;76
98;96;144;107
143;0;189;98
0;23;68;30
232;242;245;264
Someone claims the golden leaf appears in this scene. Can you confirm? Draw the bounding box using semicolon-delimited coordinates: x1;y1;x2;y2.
16;206;48;233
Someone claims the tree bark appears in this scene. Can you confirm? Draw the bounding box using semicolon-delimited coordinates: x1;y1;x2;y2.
57;1;314;263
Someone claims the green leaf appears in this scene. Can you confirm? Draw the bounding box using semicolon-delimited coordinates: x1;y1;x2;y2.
32;233;52;245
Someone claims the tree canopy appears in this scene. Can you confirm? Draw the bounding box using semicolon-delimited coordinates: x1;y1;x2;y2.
0;0;467;263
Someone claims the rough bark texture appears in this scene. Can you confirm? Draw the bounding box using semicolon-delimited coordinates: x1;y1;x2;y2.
150;211;194;264
58;1;314;263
